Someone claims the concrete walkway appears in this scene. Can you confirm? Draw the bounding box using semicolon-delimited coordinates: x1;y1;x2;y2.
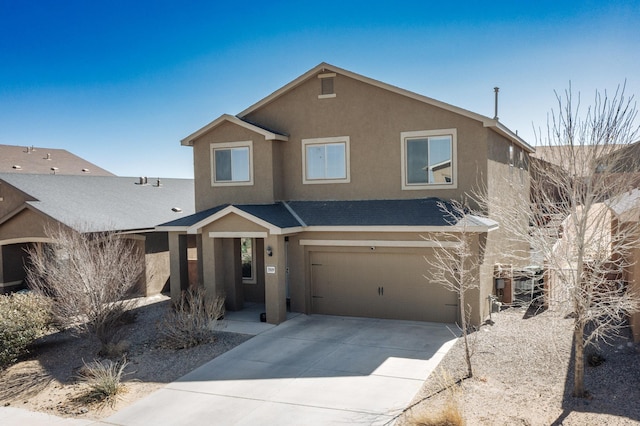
104;314;458;425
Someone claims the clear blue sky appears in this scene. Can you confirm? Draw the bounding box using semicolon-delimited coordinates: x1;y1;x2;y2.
1;0;638;178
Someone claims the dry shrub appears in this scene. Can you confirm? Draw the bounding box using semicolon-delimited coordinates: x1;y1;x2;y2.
408;370;465;426
159;287;225;349
0;292;53;368
26;225;143;354
77;358;129;405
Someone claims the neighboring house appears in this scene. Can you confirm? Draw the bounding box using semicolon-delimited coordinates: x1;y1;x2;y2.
159;63;533;326
606;188;640;342
0;174;194;294
0;144;115;176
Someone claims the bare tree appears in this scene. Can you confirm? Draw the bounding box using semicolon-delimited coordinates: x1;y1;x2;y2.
422;199;482;379
479;84;640;397
26;225;143;352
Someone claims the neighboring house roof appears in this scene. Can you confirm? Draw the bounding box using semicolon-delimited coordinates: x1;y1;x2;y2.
159;198;498;233
184;62;533;153
0;144;114;176
606;188;640;219
0;174;194;233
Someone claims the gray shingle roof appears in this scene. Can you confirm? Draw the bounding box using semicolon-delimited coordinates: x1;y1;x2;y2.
0;144;114;176
0;174;194;232
159;198;497;231
288;198;461;226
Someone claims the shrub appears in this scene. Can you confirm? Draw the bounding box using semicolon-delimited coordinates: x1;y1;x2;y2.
0;292;52;368
408;370;465;426
26;226;143;354
77;358;128;405
159;288;225;349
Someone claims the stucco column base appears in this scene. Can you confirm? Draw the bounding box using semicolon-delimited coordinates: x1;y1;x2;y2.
264;234;287;324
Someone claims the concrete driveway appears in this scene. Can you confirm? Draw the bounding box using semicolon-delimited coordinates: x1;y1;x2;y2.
106;314;458;426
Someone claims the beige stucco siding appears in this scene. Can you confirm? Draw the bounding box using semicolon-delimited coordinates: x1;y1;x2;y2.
0;182;33;219
194;71;489;205
191;121;281;211
0;209;57;242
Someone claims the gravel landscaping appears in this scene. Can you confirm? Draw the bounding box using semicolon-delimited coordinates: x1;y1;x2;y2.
399;306;640;426
2;295;639;425
0;295;251;420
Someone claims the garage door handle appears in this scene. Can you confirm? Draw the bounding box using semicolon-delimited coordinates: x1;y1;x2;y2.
312;296;323;299
377;286;384;296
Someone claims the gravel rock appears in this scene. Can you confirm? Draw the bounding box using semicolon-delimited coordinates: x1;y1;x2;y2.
400;307;640;426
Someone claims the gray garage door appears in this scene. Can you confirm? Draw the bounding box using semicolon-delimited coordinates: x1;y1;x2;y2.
310;251;458;323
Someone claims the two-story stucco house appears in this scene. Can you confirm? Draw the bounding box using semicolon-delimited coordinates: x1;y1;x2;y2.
159;63;533;326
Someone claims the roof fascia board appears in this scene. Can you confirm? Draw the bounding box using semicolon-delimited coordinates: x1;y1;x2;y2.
181;114;288;146
155;225;189;233
303;225;496;233
185;205;283;235
488;121;535;153
0;236;53;246
299;239;461;248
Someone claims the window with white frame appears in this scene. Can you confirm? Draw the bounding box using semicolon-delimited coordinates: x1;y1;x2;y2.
401;129;456;189
302;136;350;184
210;141;253;186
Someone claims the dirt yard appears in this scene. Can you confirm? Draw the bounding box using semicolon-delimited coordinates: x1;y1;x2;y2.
0;295;251;420
399;306;640;426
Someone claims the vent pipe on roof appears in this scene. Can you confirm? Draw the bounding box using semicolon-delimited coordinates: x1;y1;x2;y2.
493;87;499;120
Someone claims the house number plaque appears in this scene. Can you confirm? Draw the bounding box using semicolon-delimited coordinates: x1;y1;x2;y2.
266;266;276;274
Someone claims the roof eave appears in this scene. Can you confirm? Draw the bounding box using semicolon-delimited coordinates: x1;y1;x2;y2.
487;121;535;153
181;114;288;146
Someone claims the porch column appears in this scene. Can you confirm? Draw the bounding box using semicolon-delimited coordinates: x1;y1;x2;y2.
168;232;189;302
222;238;243;311
201;233;224;299
264;234;287;324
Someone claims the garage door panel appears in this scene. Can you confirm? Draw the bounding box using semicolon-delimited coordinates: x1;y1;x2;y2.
310;251;457;323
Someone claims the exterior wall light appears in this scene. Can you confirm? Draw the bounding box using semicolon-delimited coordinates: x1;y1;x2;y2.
266;246;273;257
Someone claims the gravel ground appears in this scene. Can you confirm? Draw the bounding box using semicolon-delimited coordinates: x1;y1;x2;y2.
0;295;252;420
399;306;640;426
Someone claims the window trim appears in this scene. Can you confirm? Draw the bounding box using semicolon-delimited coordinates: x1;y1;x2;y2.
302;136;351;185
210;141;254;187
400;129;457;190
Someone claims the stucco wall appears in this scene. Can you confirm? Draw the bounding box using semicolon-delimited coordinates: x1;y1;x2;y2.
191;121;280;211
187;71;519;210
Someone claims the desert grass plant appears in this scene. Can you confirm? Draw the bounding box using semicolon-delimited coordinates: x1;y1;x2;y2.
0;292;52;368
406;370;465;426
26;225;143;354
159;287;225;349
77;357;129;406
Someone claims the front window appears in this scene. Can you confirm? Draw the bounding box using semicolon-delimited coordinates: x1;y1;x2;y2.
211;141;253;186
302;136;350;184
401;129;456;189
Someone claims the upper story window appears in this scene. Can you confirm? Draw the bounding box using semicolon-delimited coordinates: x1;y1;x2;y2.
210;141;253;186
401;129;457;190
318;73;336;99
302;136;350;184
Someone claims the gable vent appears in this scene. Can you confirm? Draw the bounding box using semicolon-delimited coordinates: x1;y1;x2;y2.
318;72;336;99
